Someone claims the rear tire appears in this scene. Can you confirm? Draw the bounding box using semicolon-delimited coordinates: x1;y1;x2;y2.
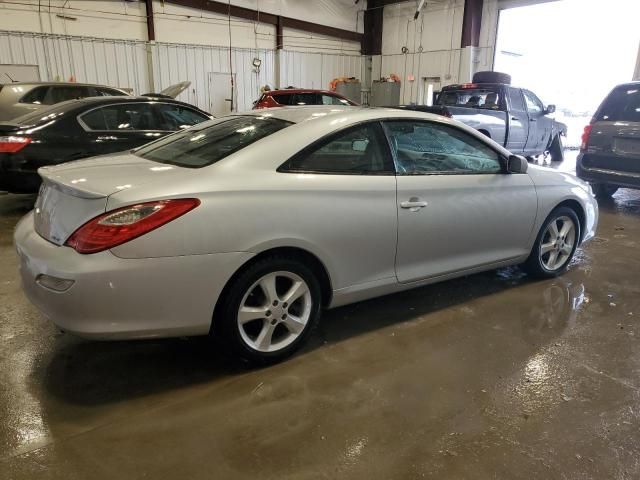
548;135;564;162
592;184;618;198
214;256;322;365
524;207;580;279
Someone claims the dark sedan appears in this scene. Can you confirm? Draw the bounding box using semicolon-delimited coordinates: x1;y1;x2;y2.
0;96;212;193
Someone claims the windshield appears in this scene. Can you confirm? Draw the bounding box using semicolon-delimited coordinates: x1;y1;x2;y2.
135;115;293;168
438;88;502;110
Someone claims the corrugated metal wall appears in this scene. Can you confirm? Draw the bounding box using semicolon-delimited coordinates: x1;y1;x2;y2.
150;42;276;113
279;50;366;92
0;30;149;94
1;30;367;112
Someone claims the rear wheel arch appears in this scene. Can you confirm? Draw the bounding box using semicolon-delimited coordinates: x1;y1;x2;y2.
211;246;333;334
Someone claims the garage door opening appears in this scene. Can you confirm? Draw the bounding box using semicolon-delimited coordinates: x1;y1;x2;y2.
494;0;640;149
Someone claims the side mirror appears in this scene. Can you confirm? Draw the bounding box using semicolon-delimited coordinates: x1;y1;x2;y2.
352;139;369;152
545;104;556;115
508;155;528;174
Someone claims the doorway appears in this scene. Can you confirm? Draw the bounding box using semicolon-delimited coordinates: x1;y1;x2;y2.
494;0;640;149
208;72;236;116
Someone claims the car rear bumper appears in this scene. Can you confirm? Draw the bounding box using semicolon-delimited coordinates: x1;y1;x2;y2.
14;212;254;339
577;153;640;189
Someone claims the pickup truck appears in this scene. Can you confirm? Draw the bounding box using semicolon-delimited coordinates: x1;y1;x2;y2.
394;77;567;162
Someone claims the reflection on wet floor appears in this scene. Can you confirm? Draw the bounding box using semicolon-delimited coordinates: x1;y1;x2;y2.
1;160;640;479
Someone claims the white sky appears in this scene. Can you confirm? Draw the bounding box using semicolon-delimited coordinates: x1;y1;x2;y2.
494;0;640;114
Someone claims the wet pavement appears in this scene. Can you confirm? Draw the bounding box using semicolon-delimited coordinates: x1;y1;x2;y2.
2;152;640;479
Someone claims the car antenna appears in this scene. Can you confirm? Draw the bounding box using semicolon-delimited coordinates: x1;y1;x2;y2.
4;73;17;82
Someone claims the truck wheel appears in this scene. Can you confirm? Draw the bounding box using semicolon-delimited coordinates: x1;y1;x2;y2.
549;135;564;162
592;184;618;198
472;71;512;85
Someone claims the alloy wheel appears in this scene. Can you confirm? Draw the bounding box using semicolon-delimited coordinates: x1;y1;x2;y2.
539;216;576;271
237;271;312;352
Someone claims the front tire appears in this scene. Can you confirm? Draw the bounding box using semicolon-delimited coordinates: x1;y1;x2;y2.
215;256;322;364
524;207;580;278
548;135;564;162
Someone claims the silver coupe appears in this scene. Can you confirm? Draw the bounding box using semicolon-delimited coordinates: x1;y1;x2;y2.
14;106;598;363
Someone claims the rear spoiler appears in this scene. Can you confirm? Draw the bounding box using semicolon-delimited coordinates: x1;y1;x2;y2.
0;122;21;133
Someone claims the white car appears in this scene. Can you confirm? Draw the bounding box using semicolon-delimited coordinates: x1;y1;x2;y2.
14;106;598;363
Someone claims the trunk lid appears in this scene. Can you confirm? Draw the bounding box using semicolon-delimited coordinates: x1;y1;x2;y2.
34;151;196;245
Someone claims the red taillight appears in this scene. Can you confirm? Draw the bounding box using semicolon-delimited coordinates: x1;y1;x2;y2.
65;198;200;254
0;136;31;153
580;124;593;152
460;83;479;89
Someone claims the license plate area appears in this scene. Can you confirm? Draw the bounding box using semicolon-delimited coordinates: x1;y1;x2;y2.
613;137;640;157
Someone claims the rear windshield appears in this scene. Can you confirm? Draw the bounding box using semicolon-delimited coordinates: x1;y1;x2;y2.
596;86;640;122
273;93;319;106
135;115;293;168
438;88;502;110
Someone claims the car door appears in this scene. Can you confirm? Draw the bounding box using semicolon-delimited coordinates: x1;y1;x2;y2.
506;87;528;153
523;89;552;154
278;121;398;288
385;120;538;283
78;102;167;155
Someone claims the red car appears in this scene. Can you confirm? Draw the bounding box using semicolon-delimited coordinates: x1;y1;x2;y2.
253;88;357;109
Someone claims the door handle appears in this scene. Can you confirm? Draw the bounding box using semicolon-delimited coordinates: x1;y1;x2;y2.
529;118;537;122
400;198;428;211
511;116;519;121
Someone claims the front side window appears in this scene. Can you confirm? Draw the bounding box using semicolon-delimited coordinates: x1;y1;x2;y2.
439;88;502;110
281;123;393;174
384;121;502;175
523;90;544;114
135;116;292;168
80;103;159;131
154;103;209;130
321;95;349;106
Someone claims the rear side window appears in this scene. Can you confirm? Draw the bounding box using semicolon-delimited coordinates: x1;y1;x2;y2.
20;86;49;104
80;103;159;130
281;122;393;174
439;88;502;110
43;86;92;104
507;88;525;111
154;103;208;130
321;94;349;105
596;86;640;122
135;116;292;168
272;94;294;106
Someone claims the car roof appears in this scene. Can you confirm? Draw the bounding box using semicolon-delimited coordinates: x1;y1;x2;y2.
0;81;124;88
230;105;471;127
267;88;343;96
5;96;208;126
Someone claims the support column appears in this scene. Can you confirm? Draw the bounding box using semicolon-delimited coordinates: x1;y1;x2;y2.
461;0;483;48
144;0;156;93
634;40;640;81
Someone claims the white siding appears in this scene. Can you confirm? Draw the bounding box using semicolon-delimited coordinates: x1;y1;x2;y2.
0;30;149;93
278;51;365;91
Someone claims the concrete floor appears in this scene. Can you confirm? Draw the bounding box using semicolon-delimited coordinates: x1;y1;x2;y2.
2;153;640;479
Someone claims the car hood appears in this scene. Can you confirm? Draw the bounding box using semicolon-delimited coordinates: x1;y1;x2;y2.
38;151;198;199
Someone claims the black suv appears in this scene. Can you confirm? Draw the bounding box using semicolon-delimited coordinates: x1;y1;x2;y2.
577;82;640;197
